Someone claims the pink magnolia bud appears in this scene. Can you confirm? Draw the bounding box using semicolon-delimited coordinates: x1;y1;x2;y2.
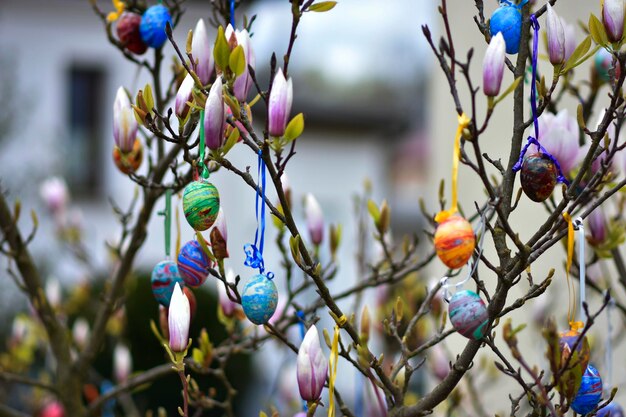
603;0;625;43
211;208;229;259
562;18;576;62
72;318;90;348
296;325;328;402
175;74;195;119
233;29;255;102
294;414;307;417
537;109;580;175
482;32;506;96
168;283;190;352
546;4;565;65
113;86;138;153
204;77;226;150
113;343;132;383
305;193;324;246
39;177;69;215
45;278;61;308
40;401;64;417
191;19;214;85
268;68;293;137
587;208;607;245
218;270;239;317
429;344;449;381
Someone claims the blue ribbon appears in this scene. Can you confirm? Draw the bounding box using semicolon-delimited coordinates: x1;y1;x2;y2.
500;0;529;8
244;150;274;277
512;14;568;185
230;0;235;28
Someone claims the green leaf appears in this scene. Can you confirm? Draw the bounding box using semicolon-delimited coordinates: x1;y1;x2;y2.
213;26;231;72
283;113;304;142
589;14;609;47
222;127;240;155
367;199;380;223
144;84;154;114
196;232;216;262
493;76;522;107
307;1;337;12
229;45;246;77
561;36;592;74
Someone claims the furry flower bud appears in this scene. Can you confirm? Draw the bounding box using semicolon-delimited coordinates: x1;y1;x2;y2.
482;32;506;96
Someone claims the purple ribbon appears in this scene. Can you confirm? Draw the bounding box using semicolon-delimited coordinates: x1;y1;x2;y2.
512;14;569;185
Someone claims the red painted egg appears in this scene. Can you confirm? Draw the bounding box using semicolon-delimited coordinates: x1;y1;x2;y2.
116;12;148;55
113;138;143;174
434;215;475;269
520;152;557;202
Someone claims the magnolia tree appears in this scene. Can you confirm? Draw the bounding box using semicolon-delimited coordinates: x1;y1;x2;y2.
3;0;626;416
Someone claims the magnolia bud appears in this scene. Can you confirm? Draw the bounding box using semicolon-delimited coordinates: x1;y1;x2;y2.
113;87;138;153
218;269;239;317
603;0;625;43
305;193;324;246
482;32;506;96
205;77;226;150
175;74;195;119
587;208;607;245
72;318;90;348
268;68;293;137
210;208;229;259
546;4;566;65
232;28;255;102
296;325;328;402
113;343;132;383
168;283;190;352
191;19;214;85
40;177;69;215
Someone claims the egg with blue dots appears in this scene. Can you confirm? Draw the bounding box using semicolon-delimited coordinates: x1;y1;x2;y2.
434;214;476;269
151;260;185;307
597;402;624;417
448;290;489;340
571;364;603;415
139;5;172;49
489;1;522;54
241;274;278;325
177;239;211;287
182;180;220;231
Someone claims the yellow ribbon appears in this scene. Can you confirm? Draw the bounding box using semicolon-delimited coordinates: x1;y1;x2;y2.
328;325;339;417
435;113;471;223
175;203;181;257
106;0;125;22
563;212;576;323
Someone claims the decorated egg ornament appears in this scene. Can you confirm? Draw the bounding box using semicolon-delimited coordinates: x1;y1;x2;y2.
595;48;621;83
241;274;278;325
116;12;148;55
182;180;220;231
489;1;522;54
520;152;558;202
139;5;172;49
559;327;591;374
571;364;603;415
597;402;625;417
434;214;476;269
151;260;184;307
177;239;211;287
448;290;489;339
113;138;143;175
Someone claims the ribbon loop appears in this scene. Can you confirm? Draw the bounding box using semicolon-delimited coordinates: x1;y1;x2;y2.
512;137;570;184
243;150;271;275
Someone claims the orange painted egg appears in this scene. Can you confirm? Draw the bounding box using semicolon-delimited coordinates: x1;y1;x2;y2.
434;215;475;269
113;138;143;174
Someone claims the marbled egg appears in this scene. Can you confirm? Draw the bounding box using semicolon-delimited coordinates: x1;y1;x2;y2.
490;3;522;54
571;364;603;415
182;180;220;231
434;215;475;269
151;260;184;307
448;290;489;340
520;152;558;202
597;402;624;417
241;274;278;325
559;328;590;375
595;48;621;83
177;240;211;287
139;5;172;49
113;138;143;175
116;12;147;55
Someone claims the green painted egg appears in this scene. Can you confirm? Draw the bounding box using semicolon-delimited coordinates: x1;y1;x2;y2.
182;180;220;231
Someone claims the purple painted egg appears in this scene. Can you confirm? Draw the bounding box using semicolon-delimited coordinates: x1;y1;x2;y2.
520;152;558;202
151;260;184;307
559;327;590;376
571;364;603;415
448;290;489;339
177;240;211;287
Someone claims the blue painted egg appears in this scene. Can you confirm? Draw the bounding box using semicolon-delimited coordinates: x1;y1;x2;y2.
151;260;184;307
571;364;603;415
598;402;624;417
177;240;211;287
139;5;172;49
448;290;489;340
595;48;621;83
490;4;522;54
241;274;278;325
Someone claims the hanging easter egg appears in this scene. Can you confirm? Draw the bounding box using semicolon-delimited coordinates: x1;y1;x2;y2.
595;48;621;83
434;214;476;269
177;239;211;287
139;5;172;49
571;364;603;415
448;290;489;339
182;180;220;231
116;12;148;55
520;152;557;202
241;274;278;325
151;260;184;307
113;138;143;175
559;327;591;376
597;402;625;417
489;2;522;54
